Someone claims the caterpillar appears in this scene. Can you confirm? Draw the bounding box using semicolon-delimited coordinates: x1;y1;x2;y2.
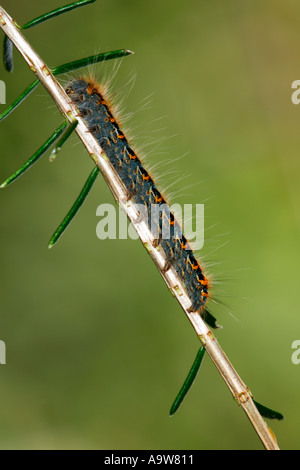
66;78;213;321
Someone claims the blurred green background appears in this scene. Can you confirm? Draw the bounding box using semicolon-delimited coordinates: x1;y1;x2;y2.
1;0;299;450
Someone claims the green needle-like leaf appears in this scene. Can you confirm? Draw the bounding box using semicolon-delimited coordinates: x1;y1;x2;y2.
0;51;133;121
253;400;284;421
0;122;68;188
0;79;39;122
21;0;96;30
50;120;78;161
3;35;14;72
2;1;97;77
0;51;132;121
49;167;100;248
52;50;133;76
170;346;206;416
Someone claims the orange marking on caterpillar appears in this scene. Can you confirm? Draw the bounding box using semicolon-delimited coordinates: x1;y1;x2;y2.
199;277;209;288
86;84;96;95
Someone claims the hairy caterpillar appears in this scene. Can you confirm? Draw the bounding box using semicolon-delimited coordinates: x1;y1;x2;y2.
66;78;214;323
